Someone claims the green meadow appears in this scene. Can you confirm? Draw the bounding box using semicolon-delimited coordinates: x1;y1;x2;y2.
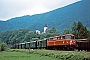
0;50;58;60
0;49;90;60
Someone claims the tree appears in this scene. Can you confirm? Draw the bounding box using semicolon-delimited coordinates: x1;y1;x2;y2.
63;28;72;34
77;21;83;31
24;33;32;42
71;21;90;39
77;21;90;39
46;27;57;33
71;22;78;38
78;26;89;39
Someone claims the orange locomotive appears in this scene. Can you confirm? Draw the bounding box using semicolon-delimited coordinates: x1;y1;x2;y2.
47;34;76;50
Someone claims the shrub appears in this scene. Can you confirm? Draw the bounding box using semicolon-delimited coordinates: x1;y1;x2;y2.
0;42;7;51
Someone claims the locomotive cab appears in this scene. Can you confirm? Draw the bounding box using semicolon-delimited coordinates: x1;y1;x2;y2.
63;34;76;50
65;34;75;39
65;34;76;44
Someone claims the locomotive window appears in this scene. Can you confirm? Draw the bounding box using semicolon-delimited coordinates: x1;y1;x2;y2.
66;35;70;39
50;38;54;40
71;36;74;39
62;36;65;39
53;37;57;40
57;37;61;40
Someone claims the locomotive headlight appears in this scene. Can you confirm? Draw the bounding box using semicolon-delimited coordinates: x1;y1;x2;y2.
70;40;72;43
74;42;76;44
67;42;68;43
63;41;64;43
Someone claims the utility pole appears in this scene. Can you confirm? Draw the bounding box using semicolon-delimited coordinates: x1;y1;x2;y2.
29;40;31;53
29;31;32;53
29;37;32;53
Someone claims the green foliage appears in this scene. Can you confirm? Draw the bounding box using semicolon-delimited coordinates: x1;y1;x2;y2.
46;27;57;33
71;22;78;38
0;29;31;46
0;42;7;51
63;29;72;34
0;27;60;47
30;50;90;60
39;33;58;39
71;21;90;39
32;38;39;41
0;50;58;60
62;21;90;39
78;26;89;39
39;27;60;39
12;49;90;60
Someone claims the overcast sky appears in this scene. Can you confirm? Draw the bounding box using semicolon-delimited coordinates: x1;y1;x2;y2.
0;0;81;21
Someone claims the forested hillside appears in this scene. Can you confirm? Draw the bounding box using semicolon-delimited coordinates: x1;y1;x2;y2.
0;27;59;46
0;0;90;32
0;22;90;47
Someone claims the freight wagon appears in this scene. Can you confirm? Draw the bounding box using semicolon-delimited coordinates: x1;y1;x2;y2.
37;38;47;49
30;41;37;49
76;39;90;51
25;42;30;49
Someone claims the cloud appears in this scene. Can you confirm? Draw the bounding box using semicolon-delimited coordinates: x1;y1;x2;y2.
0;0;81;21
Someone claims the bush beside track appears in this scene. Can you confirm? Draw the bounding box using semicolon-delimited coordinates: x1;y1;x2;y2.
9;49;90;60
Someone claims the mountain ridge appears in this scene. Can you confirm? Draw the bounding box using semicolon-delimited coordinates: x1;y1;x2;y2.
0;0;90;32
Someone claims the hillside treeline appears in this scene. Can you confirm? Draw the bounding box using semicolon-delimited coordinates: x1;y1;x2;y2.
0;27;59;46
0;21;90;47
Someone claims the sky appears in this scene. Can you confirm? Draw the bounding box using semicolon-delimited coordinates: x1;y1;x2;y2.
0;0;81;21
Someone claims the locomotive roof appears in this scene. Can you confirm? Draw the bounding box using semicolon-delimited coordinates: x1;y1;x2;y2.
25;42;30;43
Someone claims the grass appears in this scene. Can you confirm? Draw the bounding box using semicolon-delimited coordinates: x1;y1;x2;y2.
0;49;90;60
28;49;90;60
0;51;58;60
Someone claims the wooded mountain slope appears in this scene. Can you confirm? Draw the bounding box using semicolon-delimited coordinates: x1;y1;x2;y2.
0;0;90;32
